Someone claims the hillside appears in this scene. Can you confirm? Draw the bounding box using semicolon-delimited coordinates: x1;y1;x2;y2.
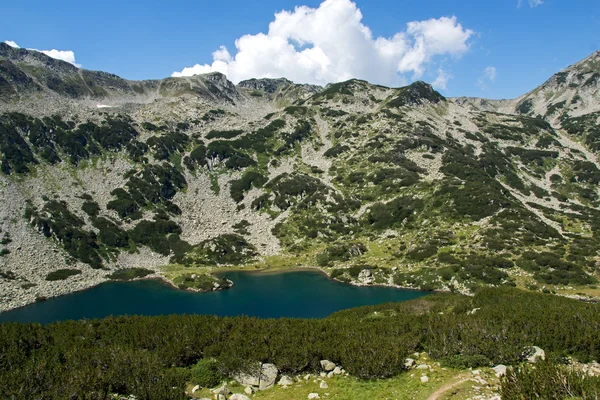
1;42;600;311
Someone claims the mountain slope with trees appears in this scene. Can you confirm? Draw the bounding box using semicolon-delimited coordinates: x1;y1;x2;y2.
1;43;600;310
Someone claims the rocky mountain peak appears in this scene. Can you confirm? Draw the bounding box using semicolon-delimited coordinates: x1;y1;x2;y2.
238;78;295;93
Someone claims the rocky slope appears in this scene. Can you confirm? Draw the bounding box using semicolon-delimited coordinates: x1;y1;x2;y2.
1;43;600;311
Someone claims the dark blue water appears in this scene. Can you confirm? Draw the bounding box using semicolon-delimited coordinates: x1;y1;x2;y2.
0;270;428;324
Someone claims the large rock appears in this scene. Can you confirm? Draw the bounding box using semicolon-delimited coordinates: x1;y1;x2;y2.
493;365;507;377
230;395;251;400
320;381;328;389
308;394;320;399
420;375;429;383
357;269;373;284
277;375;294;386
234;362;279;391
320;360;336;372
332;366;342;375
210;384;230;396
404;358;416;369
524;346;546;363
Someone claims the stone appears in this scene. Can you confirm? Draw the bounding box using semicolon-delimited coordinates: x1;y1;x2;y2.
327;371;334;379
420;375;429;383
211;384;230;396
358;269;373;284
320;360;336;371
320;381;329;389
320;372;327;378
404;358;416;369
416;364;429;370
244;386;254;395
234;362;279;390
258;363;278;390
191;385;200;394
230;395;251;400
216;395;226;400
524;346;546;363
332;366;342;375
278;375;294;386
493;365;507;377
304;374;312;380
308;394;320;399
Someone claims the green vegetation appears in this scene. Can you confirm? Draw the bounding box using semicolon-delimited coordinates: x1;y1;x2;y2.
45;269;81;281
501;361;600;400
1;287;599;399
188;234;257;266
387;81;445;107
205;129;244;140
106;268;154;281
190;359;224;388
229;171;268;203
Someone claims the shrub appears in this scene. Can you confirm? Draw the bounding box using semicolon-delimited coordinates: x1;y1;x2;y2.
190;359;226;388
107;268;154;281
501;361;600;400
45;269;82;281
440;354;492;369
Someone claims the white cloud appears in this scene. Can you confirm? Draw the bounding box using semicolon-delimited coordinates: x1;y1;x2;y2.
39;49;80;67
3;40;80;67
483;66;496;82
432;68;451;90
477;66;497;89
172;0;473;87
518;0;543;8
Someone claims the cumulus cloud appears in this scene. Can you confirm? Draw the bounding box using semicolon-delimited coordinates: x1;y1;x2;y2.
3;40;81;67
518;0;543;8
477;66;496;90
172;0;473;87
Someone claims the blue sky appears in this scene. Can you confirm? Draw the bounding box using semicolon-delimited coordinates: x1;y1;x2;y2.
2;0;599;99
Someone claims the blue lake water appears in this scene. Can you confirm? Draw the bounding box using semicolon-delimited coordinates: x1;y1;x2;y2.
0;270;428;324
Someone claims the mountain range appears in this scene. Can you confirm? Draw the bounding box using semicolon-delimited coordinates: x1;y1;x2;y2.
1;41;599;311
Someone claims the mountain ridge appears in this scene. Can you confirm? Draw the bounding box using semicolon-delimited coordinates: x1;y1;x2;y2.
1;45;600;312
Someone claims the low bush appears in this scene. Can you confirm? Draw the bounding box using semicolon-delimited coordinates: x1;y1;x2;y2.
45;269;82;281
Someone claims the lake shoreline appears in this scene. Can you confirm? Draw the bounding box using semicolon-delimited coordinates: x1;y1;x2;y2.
0;265;432;316
0;269;431;324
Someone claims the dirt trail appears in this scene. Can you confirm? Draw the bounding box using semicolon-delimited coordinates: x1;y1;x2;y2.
427;375;471;400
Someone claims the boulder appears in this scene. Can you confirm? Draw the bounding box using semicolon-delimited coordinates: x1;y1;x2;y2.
278;375;294;386
320;360;336;371
332;366;342;375
308;394;320;399
191;385;200;394
244;386;254;395
420;375;429;383
327;371;334;379
234;363;279;390
416;364;429;370
358;269;373;284
259;363;278;390
230;395;251;400
524;346;546;363
210;384;230;396
404;358;416;369
493;365;507;377
320;381;328;389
